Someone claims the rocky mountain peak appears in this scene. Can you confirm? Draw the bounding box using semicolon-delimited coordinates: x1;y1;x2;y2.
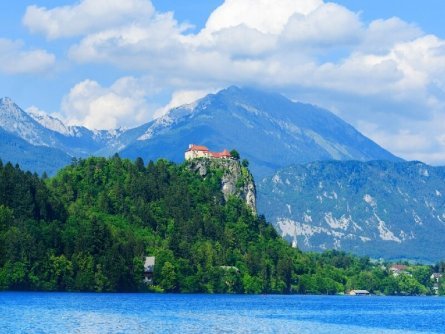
0;97;14;106
0;97;25;117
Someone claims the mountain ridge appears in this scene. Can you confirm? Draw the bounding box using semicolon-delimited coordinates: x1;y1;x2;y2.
258;159;445;262
119;86;402;177
0;87;402;177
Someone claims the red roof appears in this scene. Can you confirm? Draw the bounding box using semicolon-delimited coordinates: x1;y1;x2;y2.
186;144;232;159
390;264;408;271
211;149;231;158
187;144;209;152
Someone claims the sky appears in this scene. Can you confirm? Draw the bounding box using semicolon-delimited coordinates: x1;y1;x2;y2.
1;1;445;165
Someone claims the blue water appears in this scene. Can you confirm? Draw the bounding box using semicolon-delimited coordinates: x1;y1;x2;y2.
1;293;445;333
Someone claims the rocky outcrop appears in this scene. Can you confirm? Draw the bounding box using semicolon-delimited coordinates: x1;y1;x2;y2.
188;158;256;214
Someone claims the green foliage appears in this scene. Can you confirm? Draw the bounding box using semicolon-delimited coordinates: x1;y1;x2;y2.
0;205;13;230
396;274;428;295
160;262;177;292
439;278;445;296
410;266;433;287
0;157;439;294
230;150;240;160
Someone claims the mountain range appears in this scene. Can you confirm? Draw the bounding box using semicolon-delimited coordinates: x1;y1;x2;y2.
0;97;125;174
0;87;400;176
3;87;445;261
258;160;445;262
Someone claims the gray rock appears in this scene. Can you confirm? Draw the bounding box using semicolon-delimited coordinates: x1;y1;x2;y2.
188;158;256;214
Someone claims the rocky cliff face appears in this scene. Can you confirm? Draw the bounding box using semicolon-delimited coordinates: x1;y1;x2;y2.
188;158;256;214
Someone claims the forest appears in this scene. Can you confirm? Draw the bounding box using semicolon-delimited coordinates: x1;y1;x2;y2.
0;156;444;295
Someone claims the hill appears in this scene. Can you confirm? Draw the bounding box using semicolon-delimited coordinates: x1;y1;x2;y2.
1;156;439;295
0;156;296;293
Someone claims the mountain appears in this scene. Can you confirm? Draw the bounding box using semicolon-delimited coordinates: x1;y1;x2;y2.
0;97;62;148
120;86;401;177
258;160;445;262
0;87;400;177
0;127;71;175
0;97;126;173
27;108;126;156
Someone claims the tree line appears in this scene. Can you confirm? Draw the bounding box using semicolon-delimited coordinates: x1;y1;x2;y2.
0;157;444;294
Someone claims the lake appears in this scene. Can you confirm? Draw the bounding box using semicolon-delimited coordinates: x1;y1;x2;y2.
1;293;444;333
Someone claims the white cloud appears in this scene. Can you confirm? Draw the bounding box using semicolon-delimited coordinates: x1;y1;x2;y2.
203;25;277;56
373;129;431;153
355;118;445;165
203;0;323;35
0;38;55;74
282;3;363;47
23;0;154;39
391;36;445;92
311;54;403;95
19;0;445;164
61;77;154;129
361;17;423;54
153;88;219;118
68;12;188;69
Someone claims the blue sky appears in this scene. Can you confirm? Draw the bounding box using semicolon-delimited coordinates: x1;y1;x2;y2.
1;1;445;164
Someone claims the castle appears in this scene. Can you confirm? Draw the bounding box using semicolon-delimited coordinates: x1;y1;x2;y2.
185;144;232;160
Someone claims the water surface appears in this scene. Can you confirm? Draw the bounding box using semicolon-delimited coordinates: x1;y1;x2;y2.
1;293;444;333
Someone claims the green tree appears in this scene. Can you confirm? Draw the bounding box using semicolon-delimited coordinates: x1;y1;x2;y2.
0;205;13;230
396;274;428;295
439;278;445;296
243;273;262;294
49;254;73;291
230;149;240;160
135;157;145;171
94;264;107;292
72;253;95;291
160;261;177;292
411;266;432;287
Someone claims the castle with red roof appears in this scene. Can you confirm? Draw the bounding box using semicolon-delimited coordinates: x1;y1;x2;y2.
185;144;232;160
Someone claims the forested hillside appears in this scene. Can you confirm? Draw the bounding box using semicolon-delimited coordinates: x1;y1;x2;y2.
0;157;443;295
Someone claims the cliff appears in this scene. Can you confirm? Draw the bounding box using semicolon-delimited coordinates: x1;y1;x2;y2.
187;158;257;214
